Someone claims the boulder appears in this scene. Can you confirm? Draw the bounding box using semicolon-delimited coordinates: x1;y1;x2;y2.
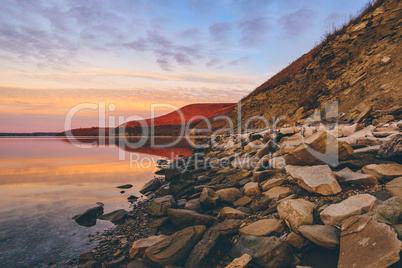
225;253;252;268
386;177;402;197
320;194;376;226
167;209;216;227
277;199;316;231
239;219;284;236
229;235;293;268
252;169;280;182
143;225;206;267
233;196;252;207
199;188;220;206
261;178;285;191
298;225;340;250
184;230;222;268
140;178;161;194
170;179;194;196
370;197;402;224
210;219;243;235
334;167;379;185
148;195;176;216
263;186;292;200
379;134;401;159
284;131;353;166
285;232;305;249
362;163;402;182
216;188;242;203
243;182;261;198
98;209;127;224
129;235;168;259
184;199;202;211
250;196;273;212
286;165;342;195
217;207;248;220
338;216;402;268
72;205;104;227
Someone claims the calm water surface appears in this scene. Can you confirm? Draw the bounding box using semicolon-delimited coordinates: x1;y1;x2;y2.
0;137;193;267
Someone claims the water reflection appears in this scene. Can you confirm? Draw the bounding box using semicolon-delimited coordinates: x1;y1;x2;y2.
0;137;194;267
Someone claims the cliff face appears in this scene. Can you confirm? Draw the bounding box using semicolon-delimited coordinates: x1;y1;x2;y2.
230;0;401;131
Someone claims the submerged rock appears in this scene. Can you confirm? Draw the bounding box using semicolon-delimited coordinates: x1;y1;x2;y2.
143;225;206;267
338;216;402;268
285;165;342;195
72;204;104;227
116;184;133;189
98;209;127;224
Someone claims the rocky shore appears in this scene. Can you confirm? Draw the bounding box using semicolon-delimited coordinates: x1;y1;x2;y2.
77;120;402;268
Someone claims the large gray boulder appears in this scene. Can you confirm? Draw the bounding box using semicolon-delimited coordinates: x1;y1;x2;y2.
230;235;294;268
338;216;402;268
143;225;206;267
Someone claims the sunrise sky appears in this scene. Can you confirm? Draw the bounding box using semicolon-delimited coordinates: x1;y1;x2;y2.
0;0;370;132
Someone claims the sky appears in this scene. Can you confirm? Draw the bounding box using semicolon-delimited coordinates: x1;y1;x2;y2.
0;0;371;132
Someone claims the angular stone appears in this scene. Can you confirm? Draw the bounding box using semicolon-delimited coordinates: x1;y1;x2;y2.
261;178;285;191
72;205;104;227
252;170;280;182
170;179;194;196
253;140;274;160
386;177;402;197
239;219;284;236
362;163;402;182
98;209;127;224
379;134;402;159
230;235;293;268
250;196;273;212
338;216;402;268
144;225;206;267
184;230;222;268
165;167;181;181
371;197;402;224
210;219;243;235
298;225;340;249
334;167;379;185
320;194;377;226
199;188;220;206
286;165;342;195
277;199;316;231
285;232;305;249
233;196;252;207
243;182;261;198
284;131;354;166
140;178;161;194
185;199;202;211
216;188;242;203
217;207;248;220
225;253;252;268
148;195;176;216
167;209;216;227
129;235;168;259
263;186;292;200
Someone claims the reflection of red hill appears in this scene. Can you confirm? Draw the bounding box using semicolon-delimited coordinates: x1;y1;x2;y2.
124;103;237;128
64;137;194;158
